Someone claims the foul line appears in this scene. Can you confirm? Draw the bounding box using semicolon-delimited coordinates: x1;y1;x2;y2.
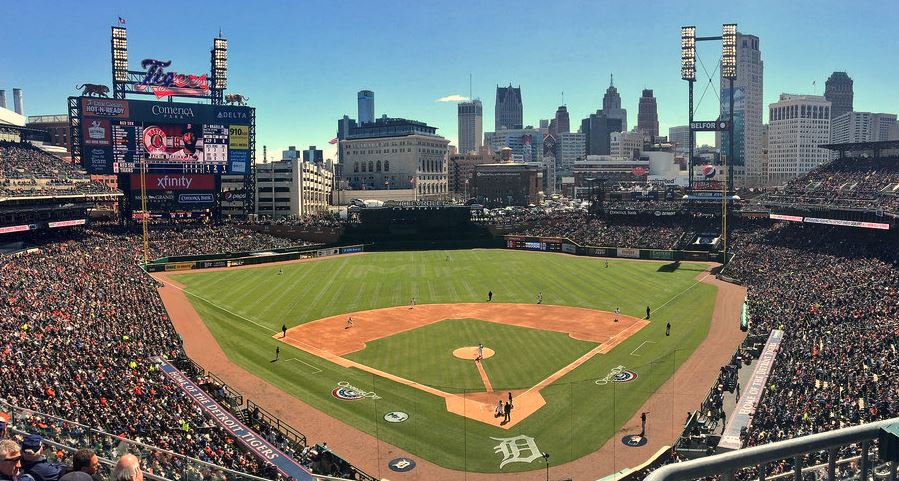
286;358;323;374
156;276;278;336
630;340;657;356
652;272;712;314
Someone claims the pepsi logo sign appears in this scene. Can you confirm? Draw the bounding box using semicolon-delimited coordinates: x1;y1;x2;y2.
702;165;717;179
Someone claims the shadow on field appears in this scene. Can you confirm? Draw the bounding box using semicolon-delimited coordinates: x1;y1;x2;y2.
656;261;682;272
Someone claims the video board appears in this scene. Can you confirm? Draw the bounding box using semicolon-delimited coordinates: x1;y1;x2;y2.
79;98;251;175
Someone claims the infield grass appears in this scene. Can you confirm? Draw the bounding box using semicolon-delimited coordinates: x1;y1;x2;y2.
171;249;718;473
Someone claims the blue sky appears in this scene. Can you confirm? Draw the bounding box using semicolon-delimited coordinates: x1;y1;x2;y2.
2;0;897;161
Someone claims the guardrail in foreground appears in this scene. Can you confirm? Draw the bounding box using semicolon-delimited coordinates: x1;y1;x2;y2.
645;417;899;481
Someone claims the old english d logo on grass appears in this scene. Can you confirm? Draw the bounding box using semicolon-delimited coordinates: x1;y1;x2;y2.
491;435;543;469
331;381;381;401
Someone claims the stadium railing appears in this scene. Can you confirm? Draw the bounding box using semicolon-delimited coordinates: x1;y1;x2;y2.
246;399;307;448
644;417;899;481
0;399;361;481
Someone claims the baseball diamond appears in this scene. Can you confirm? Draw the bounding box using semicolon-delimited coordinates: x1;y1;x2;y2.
156;249;733;473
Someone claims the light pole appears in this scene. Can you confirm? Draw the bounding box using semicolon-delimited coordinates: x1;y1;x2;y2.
542;452;550;481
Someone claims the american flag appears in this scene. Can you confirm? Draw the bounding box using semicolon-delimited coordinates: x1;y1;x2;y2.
328;137;339;145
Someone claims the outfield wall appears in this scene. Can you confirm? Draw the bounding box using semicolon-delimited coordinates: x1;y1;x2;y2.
504;235;725;263
143;244;365;272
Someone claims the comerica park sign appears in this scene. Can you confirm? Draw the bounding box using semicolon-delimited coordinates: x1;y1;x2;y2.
690;120;731;131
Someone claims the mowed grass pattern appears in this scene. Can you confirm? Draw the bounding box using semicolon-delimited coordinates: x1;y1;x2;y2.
172;250;718;472
345;318;598;392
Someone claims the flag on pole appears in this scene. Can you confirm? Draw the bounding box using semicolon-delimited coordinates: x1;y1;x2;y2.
328;137;339;145
118;16;126;25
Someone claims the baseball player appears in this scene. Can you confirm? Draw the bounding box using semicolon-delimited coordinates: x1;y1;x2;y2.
614;307;620;322
476;343;484;362
346;317;354;329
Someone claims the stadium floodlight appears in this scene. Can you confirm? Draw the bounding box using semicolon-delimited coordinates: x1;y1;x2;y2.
111;26;128;83
722;23;737;79
211;38;228;90
681;26;696;81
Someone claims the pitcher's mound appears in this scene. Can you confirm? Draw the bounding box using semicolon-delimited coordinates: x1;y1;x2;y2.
453;346;495;360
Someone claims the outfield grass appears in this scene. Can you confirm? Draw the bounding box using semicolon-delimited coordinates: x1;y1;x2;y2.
172;250;717;472
345;318;599;392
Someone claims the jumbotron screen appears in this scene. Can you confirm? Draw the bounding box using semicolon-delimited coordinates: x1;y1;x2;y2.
79;97;251;175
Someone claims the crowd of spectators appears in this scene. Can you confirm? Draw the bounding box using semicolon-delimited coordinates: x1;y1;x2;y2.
763;156;899;213
0;142;118;198
0;224;332;480
504;210;686;249
723;222;899;450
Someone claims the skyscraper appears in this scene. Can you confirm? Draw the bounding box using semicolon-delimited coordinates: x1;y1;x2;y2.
495;84;523;130
457;100;483;154
602;75;627;131
637;89;659;140
824;72;853;121
768;94;831;185
554;105;570;135
720;33;763;186
580;112;623;156
358;90;374;124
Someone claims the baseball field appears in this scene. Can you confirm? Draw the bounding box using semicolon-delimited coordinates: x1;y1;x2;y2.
161;249;719;473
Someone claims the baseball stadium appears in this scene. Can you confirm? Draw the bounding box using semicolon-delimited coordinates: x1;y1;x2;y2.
2;13;899;481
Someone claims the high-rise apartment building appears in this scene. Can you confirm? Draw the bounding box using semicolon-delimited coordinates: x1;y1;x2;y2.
720;33;764;186
824;72;853;122
495;85;523;130
457;99;483;155
831;112;898;144
358;90;374;124
668;126;691;155
556;132;586;175
637;89;659;140
610;130;644;160
767;94;831;185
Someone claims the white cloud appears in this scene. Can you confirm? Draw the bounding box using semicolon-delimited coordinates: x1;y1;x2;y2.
435;94;470;103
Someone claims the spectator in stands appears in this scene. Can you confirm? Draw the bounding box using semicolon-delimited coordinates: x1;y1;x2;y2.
20;435;66;481
0;439;32;481
110;455;141;481
58;449;100;481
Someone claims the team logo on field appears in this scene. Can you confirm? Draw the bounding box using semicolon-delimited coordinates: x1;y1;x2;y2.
331;381;381;401
388;457;416;472
622;434;648;447
595;365;638;385
384;411;409;423
491;435;543;469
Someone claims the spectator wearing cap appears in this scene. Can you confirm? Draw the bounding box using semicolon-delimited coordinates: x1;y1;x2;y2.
110;454;142;481
0;439;34;481
20;435;67;481
59;449;100;481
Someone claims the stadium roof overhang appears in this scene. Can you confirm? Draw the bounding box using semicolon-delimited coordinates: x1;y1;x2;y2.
820;140;899;155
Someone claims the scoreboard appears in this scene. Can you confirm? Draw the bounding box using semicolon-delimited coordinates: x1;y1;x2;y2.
78;97;252;175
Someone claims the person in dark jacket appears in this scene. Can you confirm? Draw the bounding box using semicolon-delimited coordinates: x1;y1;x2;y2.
20;435;66;481
59;449;101;481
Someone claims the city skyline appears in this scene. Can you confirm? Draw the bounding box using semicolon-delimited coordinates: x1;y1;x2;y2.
1;0;897;162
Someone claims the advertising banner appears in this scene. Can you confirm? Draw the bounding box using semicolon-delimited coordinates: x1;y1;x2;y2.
48;219;87;228
130;174;216;211
617;248;640;259
339;246;364;254
316;248;340;258
649;250;675;260
130;174;215;191
0;225;31;234
164;262;196;271
802;217;890;230
155;358;315;481
562;243;577;254
769;213;803;222
228;125;249;150
718;330;784;450
82;98;130;118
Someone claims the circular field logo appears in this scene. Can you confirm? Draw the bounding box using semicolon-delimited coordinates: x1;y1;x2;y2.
621;434;647;447
595;366;638;385
384;411;409;423
330;381;380;401
612;370;638;383
388;457;416;472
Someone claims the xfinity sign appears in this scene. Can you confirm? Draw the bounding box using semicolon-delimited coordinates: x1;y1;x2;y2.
690;120;730;131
